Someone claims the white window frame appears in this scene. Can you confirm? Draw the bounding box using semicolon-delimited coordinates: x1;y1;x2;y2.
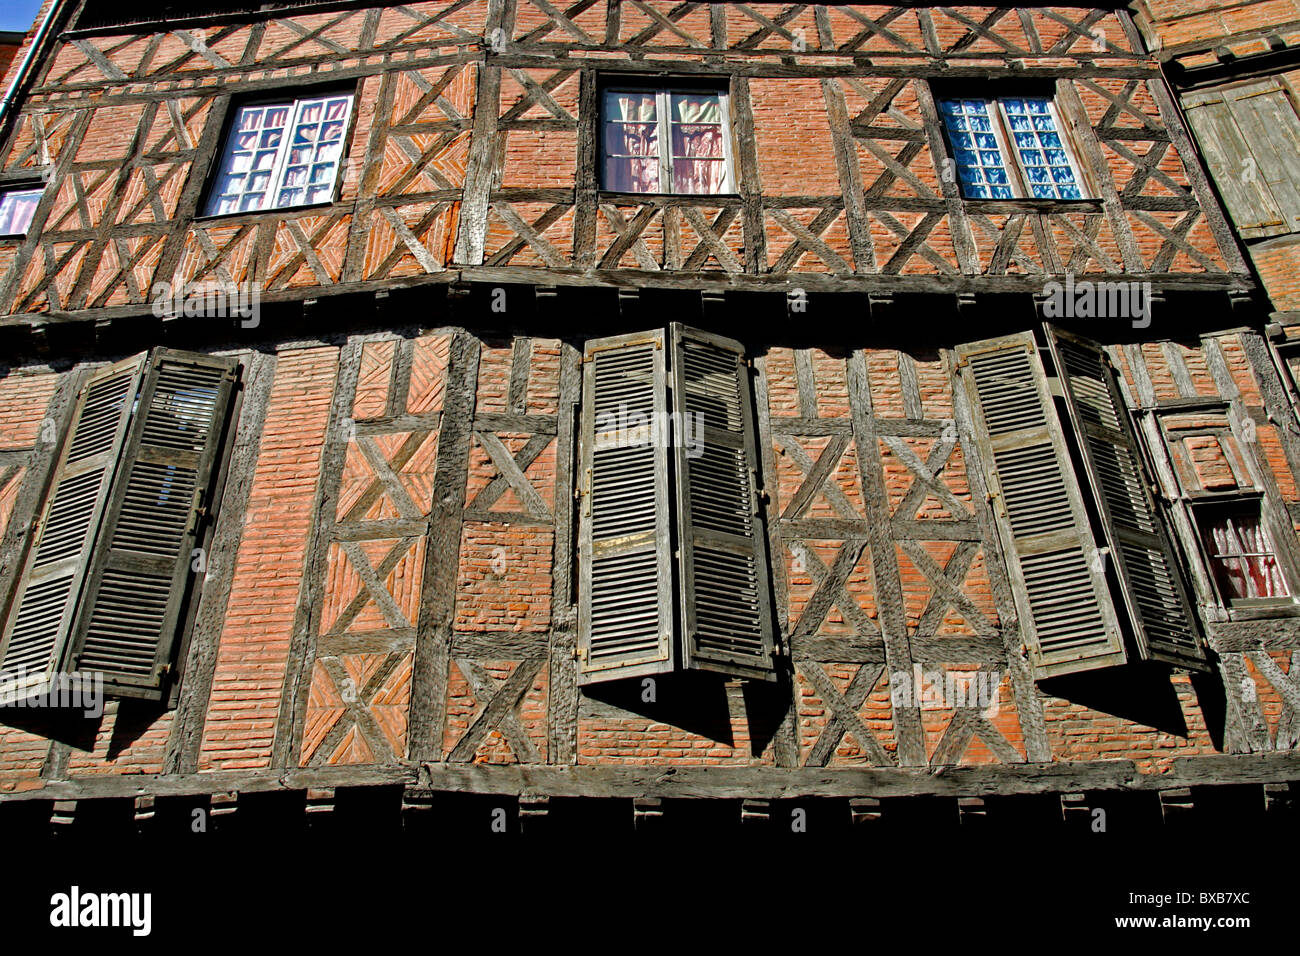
203;92;355;217
600;85;736;196
943;94;1092;201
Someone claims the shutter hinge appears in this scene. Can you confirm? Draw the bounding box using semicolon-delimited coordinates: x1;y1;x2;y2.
187;488;207;535
575;646;587;661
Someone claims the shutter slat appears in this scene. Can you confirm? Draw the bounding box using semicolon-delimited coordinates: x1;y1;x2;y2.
671;324;776;680
66;350;236;699
578;332;675;683
0;356;145;705
1046;326;1207;670
957;332;1126;678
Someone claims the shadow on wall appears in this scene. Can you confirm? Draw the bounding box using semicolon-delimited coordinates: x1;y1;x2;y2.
1038;661;1227;749
582;669;791;756
0;696;166;760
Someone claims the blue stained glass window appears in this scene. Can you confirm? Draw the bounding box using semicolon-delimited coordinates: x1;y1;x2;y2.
942;95;1086;201
939;99;1013;199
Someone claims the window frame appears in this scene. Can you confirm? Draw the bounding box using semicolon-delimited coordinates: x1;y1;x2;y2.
1189;495;1296;610
199;88;357;220
0;179;46;238
597;79;738;197
936;90;1094;202
1143;398;1300;621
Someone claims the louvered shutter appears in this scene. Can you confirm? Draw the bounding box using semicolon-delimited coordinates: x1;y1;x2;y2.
66;350;237;699
670;324;776;680
1045;327;1207;670
957;332;1126;678
1183;80;1300;239
0;356;145;705
577;331;675;684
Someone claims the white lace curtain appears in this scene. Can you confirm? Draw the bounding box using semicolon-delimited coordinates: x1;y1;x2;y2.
1206;513;1287;599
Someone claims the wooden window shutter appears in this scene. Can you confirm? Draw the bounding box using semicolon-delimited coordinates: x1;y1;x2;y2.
956;332;1126;678
577;331;676;684
65;350;237;700
1182;80;1300;239
0;355;146;705
669;324;776;680
1045;327;1208;670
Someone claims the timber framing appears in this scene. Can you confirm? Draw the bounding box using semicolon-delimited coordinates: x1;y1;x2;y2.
0;751;1294;805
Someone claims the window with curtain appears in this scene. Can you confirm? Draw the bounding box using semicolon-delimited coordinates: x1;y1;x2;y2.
601;87;733;195
203;93;353;216
0;186;43;236
1197;505;1291;602
938;95;1087;200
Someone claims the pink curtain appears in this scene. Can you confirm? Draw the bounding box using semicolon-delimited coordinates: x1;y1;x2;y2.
603;91;728;194
604;92;660;193
1206;513;1288;599
671;93;726;193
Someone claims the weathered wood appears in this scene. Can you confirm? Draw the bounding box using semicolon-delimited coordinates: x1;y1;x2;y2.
846;350;924;765
546;340;581;764
408;329;481;762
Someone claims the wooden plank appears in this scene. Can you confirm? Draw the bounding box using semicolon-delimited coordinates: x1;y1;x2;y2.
546;341;581;764
846;350;924;765
731;75;767;274
820;78;875;274
452;62;502;265
408;330;481;762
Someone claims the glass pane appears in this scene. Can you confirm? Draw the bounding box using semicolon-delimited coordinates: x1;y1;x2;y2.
997;96;1085;200
1201;511;1290;599
0;188;42;235
272;94;352;209
205;101;297;215
603;122;658;157
673;158;726;193
605;91;657;122
939;98;1011;200
671;92;721;124
604;157;659;193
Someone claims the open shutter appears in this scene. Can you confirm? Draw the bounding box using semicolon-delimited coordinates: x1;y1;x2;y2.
670;324;776;680
1046;327;1207;670
957;332;1126;678
1183;80;1300;239
0;356;145;705
577;331;675;684
66;350;237;699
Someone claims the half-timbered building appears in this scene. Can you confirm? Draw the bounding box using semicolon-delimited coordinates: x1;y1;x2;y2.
0;0;1295;835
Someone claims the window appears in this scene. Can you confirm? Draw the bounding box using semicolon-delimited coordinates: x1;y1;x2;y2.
1195;502;1291;604
0;185;42;236
203;93;353;216
0;349;237;706
1182;79;1300;239
577;324;775;684
956;326;1206;678
939;96;1087;200
601;86;734;194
